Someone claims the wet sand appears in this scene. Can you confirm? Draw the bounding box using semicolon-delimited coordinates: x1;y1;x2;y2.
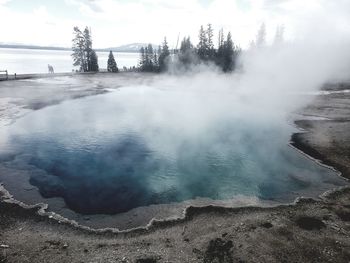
0;74;350;262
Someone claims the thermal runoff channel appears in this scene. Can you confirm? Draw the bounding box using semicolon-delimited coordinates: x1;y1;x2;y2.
0;75;347;215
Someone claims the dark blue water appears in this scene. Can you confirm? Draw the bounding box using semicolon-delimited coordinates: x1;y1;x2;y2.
0;86;346;215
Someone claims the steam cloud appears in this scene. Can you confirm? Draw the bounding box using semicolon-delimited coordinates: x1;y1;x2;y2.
1;1;350;217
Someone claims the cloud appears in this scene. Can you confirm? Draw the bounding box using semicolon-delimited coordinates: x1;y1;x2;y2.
0;4;82;46
0;0;349;48
65;0;103;13
0;0;11;5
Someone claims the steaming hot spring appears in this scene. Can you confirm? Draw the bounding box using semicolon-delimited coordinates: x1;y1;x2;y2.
0;75;347;230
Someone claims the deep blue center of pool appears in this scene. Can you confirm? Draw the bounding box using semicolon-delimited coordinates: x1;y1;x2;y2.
0;87;345;215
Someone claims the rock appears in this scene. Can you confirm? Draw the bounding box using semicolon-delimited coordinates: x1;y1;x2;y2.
192;248;202;255
0;252;7;263
204;238;233;263
295;216;326;230
135;256;159;263
260;222;273;229
46;240;61;247
335;210;350;221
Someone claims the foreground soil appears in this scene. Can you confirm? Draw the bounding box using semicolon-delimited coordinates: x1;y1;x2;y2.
0;75;350;262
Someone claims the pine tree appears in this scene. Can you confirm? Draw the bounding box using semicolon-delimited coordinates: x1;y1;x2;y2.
179;37;195;66
159;37;170;72
83;27;93;72
256;23;266;48
139;44;157;72
71;26;98;72
89;50;99;72
222;32;235;72
218;28;224;50
207;24;215;60
139;47;146;70
153;51;159;72
197;25;208;60
215;30;237;72
107;51;118;72
72;27;86;72
274;25;284;45
144;46;149;70
215;28;225;70
147;44;154;71
156;45;162;71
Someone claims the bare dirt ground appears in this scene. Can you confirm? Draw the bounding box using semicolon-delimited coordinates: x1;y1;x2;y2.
0;74;350;263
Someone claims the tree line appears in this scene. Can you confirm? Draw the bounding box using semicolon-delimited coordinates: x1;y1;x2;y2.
139;24;240;73
72;24;243;73
138;38;170;72
72;26;118;73
72;27;99;72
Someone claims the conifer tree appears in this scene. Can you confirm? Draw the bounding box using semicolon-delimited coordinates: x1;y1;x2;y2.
218;28;224;50
89;50;99;72
139;47;146;70
274;25;284;45
215;28;225;70
206;24;215;60
107;50;118;72
197;25;208;60
153;51;159;72
222;32;235;72
72;26;99;72
156;45;162;71
215;30;237;72
144;46;149;70
139;44;158;72
147;44;154;71
72;27;87;72
83;27;93;71
256;23;266;48
159;37;170;72
179;37;195;66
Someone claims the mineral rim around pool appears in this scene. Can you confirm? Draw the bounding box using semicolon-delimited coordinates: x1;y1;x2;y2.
0;79;348;230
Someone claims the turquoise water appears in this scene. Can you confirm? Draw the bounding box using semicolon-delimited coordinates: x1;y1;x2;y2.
0;86;346;215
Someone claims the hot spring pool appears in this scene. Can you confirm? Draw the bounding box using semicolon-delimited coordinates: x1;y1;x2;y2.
0;84;347;227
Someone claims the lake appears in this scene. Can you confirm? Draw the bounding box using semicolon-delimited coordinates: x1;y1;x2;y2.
0;48;140;74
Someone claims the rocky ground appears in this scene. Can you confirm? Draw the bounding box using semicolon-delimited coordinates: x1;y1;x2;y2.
0;75;350;263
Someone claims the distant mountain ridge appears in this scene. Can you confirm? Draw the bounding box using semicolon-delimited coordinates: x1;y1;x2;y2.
0;44;70;51
102;43;158;53
0;43;157;53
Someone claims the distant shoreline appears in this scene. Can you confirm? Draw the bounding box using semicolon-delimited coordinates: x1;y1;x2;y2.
0;45;140;53
0;71;139;81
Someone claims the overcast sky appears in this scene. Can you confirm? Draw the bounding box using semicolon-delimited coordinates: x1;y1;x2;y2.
0;0;349;48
